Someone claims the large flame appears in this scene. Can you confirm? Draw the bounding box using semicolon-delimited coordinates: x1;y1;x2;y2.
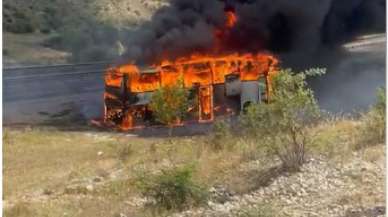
106;52;279;93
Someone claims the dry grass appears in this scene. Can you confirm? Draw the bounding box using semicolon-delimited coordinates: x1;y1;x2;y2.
3;126;258;216
361;145;385;163
310;114;385;164
3;127;161;216
309;118;360;162
3;202;33;217
4;128;123;199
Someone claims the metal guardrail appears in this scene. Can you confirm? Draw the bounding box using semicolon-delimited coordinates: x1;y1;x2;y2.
3;70;106;81
3;61;111;70
343;34;386;49
3;61;112;80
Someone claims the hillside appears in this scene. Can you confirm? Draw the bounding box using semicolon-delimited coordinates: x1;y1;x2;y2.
3;33;70;66
3;0;168;65
3;0;167;32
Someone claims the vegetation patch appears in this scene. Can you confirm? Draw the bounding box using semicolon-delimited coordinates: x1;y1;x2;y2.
150;79;190;136
136;165;208;211
356;87;386;148
240;68;325;171
208;119;235;151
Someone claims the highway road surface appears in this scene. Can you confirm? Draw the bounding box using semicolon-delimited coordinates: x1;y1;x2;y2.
3;34;386;126
3;62;110;125
313;33;386;113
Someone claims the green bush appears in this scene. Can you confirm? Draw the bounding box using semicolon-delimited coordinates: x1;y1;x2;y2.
5;16;36;34
149;79;190;136
40;6;62;32
6;21;34;33
357;87;386;147
136;165;208;211
4;7;37;33
240;68;325;171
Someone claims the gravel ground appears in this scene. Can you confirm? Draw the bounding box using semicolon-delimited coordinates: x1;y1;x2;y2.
174;146;385;217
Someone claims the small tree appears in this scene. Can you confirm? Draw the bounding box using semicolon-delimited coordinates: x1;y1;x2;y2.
149;79;190;136
240;68;325;171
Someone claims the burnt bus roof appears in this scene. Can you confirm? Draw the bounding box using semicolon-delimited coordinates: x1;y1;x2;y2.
138;66;158;74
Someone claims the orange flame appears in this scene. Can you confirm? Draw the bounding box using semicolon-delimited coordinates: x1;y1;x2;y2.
213;10;238;52
225;11;238;28
106;52;279;93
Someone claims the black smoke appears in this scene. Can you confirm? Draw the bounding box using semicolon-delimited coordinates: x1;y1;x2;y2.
121;0;385;66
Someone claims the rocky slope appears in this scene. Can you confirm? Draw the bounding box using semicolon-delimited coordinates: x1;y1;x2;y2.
173;147;385;217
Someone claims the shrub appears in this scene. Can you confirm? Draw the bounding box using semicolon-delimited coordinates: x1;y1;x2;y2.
40;6;62;32
42;34;63;49
149;79;190;136
357;87;386;147
5;18;35;33
209;119;233;151
240;68;325;171
4;7;38;33
117;143;133;162
136;165;208;211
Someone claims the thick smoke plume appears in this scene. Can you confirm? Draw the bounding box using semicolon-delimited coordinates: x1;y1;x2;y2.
121;0;385;65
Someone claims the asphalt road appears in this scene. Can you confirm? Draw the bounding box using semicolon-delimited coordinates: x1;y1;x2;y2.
3;63;109;125
312;33;386;113
3;34;386;126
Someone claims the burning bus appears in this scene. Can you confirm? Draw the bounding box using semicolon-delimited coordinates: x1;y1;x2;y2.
102;7;280;130
103;53;279;130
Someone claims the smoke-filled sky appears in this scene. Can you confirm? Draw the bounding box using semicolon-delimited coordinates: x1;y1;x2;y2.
121;0;385;65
